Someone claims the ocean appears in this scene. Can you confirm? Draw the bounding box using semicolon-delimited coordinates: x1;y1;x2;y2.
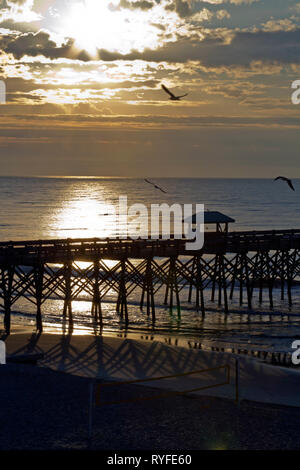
1;176;300;353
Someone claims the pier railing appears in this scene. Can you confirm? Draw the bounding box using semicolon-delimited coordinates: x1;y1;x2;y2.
0;229;300;263
87;361;239;442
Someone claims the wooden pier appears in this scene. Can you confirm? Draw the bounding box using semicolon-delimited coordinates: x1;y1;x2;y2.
1;229;300;334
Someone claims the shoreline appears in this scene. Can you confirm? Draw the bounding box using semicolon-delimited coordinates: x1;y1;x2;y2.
2;326;300;408
2;321;297;368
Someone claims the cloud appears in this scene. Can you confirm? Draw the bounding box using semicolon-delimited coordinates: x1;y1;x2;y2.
118;0;154;10
191;8;214;22
202;0;259;3
216;9;230;19
0;0;40;23
96;28;300;67
260;18;297;32
165;0;193;18
0;113;299;178
0;29;79;60
2;113;300;129
291;2;300;13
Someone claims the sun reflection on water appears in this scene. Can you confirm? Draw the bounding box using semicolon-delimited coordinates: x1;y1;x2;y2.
47;184;117;239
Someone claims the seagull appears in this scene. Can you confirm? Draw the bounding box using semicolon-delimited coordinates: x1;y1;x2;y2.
161;84;188;101
274;176;295;191
144;179;167;194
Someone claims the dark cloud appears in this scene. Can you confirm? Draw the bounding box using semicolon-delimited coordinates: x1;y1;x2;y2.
150;22;166;31
0;18;40;32
97;28;300;67
0;29;79;59
4;76;158;94
3;23;300;71
2;5;300;70
7;0;28;4
120;0;154;10
0;0;27;6
165;0;193;18
109;0;154;11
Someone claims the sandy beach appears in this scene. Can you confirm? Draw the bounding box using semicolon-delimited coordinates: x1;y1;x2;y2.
1;327;300;450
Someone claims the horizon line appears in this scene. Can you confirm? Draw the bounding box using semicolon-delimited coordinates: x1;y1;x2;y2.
0;175;297;180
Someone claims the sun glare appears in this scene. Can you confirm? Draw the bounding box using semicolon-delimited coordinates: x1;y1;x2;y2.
49;196;116;239
61;0;161;57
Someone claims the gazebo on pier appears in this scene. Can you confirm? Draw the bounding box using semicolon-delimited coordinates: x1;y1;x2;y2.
186;211;235;233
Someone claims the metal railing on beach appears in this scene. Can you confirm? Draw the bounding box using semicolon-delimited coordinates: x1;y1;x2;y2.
87;359;240;443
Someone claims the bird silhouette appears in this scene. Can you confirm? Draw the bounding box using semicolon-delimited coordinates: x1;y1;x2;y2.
144;179;167;193
274;176;295;191
161;84;188;101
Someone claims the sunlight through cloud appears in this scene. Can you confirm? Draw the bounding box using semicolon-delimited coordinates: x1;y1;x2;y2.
58;0;171;57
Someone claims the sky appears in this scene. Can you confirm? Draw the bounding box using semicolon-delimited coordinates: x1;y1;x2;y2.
0;0;300;177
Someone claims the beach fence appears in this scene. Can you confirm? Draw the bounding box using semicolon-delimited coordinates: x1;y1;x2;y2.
87;359;240;443
1;230;300;333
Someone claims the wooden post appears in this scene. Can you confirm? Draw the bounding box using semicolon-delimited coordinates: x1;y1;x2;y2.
239;254;244;306
1;265;14;335
140;257;155;321
218;255;222;307
258;251;264;304
266;251;273;309
280;250;285;301
220;254;228;314
92;260;103;326
147;258;155;321
140;265;146;312
63;261;73;326
211;255;218;302
118;258;128;323
195;255;205;316
165;256;180;318
230;254;238;300
287;250;292;307
188;257;196;303
243;253;252;310
287;249;297;307
34;263;44;332
199;258;205;317
250;252;259;299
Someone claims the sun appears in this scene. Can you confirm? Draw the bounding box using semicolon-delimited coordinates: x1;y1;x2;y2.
60;0;160;57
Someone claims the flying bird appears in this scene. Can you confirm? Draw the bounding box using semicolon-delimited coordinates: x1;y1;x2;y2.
144;179;167;193
274;176;295;191
161;84;188;101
